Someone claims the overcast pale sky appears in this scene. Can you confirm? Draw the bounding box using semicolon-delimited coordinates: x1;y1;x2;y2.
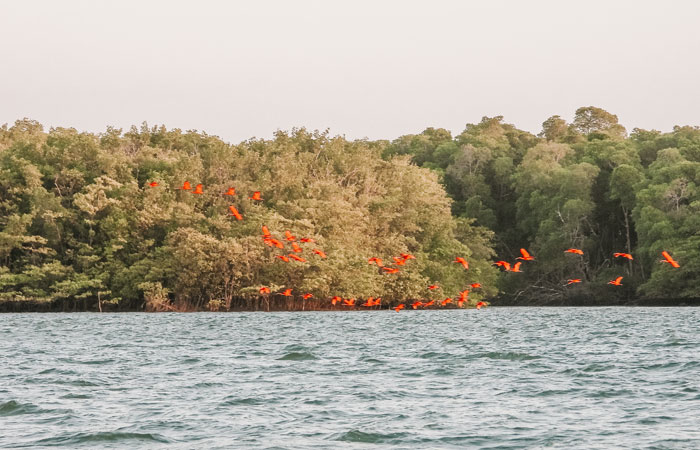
2;0;699;143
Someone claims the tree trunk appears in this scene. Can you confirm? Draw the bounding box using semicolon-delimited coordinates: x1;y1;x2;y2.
623;206;633;276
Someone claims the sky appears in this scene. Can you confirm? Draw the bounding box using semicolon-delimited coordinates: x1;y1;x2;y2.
2;0;700;143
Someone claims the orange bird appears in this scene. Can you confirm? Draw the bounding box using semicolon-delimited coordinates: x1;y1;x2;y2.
428;284;439;290
412;301;423;309
223;187;236;196
303;293;313;300
392;257;406;266
228;206;243;221
276;255;290;262
400;253;415;260
262;225;271;238
458;290;469;307
361;297;375;307
289;254;306;262
494;261;511;271
331;296;341;306
454;257;469;269
249;191;262;201
565;248;584;255
470;283;482;289
313;249;327;258
517;248;535;261
476;301;487;310
342;298;355;307
613;252;633;260
191;184;204;195
368;257;383;267
424;300;435;307
259;286;271;294
177;181;192;190
300;238;315;243
281;288;292;296
566;279;582;285
608;276;623;286
394;304;405;312
284;230;296;241
441;298;453;306
510;262;522;272
660;251;680;268
264;238;285;249
148;181;159;187
382;267;400;274
291;242;303;253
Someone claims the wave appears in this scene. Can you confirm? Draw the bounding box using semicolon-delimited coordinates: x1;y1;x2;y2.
34;431;170;446
278;352;318;361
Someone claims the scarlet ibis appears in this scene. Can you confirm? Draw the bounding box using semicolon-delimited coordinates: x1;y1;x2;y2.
660;251;680;268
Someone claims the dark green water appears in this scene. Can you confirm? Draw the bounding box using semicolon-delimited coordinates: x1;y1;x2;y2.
1;308;699;449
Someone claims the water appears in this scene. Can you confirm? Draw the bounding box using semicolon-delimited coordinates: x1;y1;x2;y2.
1;308;699;449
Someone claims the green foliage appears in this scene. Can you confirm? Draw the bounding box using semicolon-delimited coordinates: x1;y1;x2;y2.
3;106;700;309
0;121;497;309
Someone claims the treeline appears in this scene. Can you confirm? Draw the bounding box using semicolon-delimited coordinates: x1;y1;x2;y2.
1;107;698;311
0;121;496;311
382;107;699;303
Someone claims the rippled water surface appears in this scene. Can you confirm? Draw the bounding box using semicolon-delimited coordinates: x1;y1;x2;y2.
1;308;699;449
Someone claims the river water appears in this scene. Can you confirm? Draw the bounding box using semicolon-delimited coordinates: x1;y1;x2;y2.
1;308;699;449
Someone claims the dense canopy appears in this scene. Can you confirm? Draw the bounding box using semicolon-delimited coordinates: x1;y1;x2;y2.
1;107;698;311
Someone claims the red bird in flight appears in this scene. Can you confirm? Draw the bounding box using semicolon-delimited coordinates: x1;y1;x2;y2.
264;238;284;249
428;285;439;290
250;191;263;201
288;254;306;262
291;242;303;253
223;187;236;196
565;248;584;255
303;293;313;300
470;283;482;289
382;267;399;274
259;286;271;294
281;288;293;296
300;238;315;243
476;301;487;310
494;261;511;271
148;181;159;187
660;251;680;268
312;249;327;258
261;225;271;238
276;255;290;262
454;257;469;269
285;230;296;241
191;184;204;195
394;304;405;312
613;252;633;260
228;206;243;221
517;248;535;261
608;276;623;286
177;181;192;190
441;298;452;306
566;279;582;285
368;257;383;267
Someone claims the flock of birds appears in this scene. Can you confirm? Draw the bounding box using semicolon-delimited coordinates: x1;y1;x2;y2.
148;180;682;311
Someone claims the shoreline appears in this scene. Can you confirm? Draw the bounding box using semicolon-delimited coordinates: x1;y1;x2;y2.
1;297;699;313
